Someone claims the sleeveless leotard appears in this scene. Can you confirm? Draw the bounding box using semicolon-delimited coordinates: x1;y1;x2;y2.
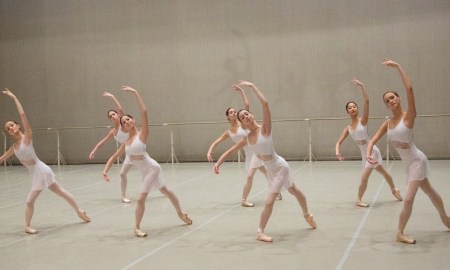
348;120;382;168
114;128;132;165
388;118;428;181
125;135;165;193
229;126;264;171
14;140;56;191
247;131;293;193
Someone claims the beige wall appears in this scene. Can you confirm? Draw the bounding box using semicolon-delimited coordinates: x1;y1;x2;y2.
1;0;449;163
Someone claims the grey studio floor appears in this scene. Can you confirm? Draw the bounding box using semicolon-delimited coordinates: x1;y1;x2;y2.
1;160;449;270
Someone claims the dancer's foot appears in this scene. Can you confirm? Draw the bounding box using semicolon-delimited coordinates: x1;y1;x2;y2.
241;200;254;207
25;226;38;234
121;197;131;203
134;229;147;237
392;188;403;201
304;213;317;229
179;213;193;225
396;232;416;244
355;199;369;208
77;209;91;222
276;193;282;200
256;231;273;242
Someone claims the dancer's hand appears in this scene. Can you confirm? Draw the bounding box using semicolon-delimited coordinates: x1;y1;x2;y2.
122;86;137;93
367;155;378;165
351;79;363;87
232;84;244;92
382;59;400;68
2;88;15;98
336;153;345;161
89;150;96;160
207;153;213;163
237;80;255;87
213;164;220;174
102;92;114;97
102;171;111;182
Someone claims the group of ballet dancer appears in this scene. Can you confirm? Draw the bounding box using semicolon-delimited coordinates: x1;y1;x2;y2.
1;59;449;244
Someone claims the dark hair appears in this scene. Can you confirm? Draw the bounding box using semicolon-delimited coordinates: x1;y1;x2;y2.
382;91;400;103
345;101;357;112
237;109;250;122
4;120;21;131
225;107;233;121
120;114;134;127
107;109;118;119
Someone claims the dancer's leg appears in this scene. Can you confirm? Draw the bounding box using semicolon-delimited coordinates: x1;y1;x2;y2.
287;183;317;229
241;168;257;207
48;182;90;222
396;180;420;244
134;192;149;237
256;193;278;242
375;165;402;201
25;190;42;234
160;186;192;225
419;178;450;229
356;168;373;207
120;164;132;203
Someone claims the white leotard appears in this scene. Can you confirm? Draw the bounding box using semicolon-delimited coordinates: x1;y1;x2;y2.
229;126;264;171
114;128;132;165
247;131;293;193
348;120;382;168
14;140;56;191
125;135;165;193
388;118;428;181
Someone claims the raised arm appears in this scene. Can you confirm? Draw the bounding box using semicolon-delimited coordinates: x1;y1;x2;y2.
383;59;416;127
335;127;349;161
214;138;247;174
352;79;369;125
122;86;148;142
103;92;125;116
3;88;32;143
233;84;250;111
237;81;271;136
207;130;230;162
366;120;388;164
102;143;126;182
89;129;115;160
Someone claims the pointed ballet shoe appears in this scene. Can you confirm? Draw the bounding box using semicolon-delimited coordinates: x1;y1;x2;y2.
392;188;403;201
121;197;131;203
304;213;317;229
256;231;273;242
355;200;369;208
25;226;38;234
241;200;254;207
396;233;416;244
78;210;91;222
180;213;193;225
276;193;282;200
134;229;147;237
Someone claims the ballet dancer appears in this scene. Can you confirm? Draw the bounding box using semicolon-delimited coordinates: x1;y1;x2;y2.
89;92;132;203
207;84;280;207
0;88;90;234
367;59;450;244
103;86;192;237
336;79;402;207
214;81;316;242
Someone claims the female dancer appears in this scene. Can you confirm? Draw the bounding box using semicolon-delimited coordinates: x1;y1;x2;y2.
336;79;402;207
367;59;450;244
103;86;192;237
214;81;316;242
0;88;90;234
207;85;280;207
89;92;132;203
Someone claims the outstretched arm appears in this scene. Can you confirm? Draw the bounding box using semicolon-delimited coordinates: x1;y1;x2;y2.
366;120;388;164
102;144;126;182
3;88;32;143
233;84;250;111
103;92;125;116
237;81;271;136
0;145;16;164
207;130;230;162
214;138;247;174
335;127;349;161
383;59;416;127
352;79;369;126
89;129;115;159
122;86;148;142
